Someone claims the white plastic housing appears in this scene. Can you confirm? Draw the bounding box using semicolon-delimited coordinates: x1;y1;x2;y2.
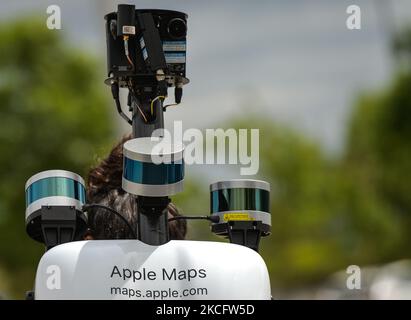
34;240;271;300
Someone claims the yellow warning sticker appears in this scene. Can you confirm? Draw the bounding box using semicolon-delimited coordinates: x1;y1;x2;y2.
223;213;255;221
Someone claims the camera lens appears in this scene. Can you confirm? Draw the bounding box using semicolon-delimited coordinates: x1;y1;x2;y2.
167;18;187;39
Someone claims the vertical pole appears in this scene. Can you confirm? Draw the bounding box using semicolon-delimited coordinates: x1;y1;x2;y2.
130;93;169;245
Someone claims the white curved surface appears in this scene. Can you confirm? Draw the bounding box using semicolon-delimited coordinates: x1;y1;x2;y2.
35;240;271;300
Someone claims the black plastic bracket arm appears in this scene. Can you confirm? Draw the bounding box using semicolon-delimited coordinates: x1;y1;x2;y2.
227;220;263;252
40;205;79;250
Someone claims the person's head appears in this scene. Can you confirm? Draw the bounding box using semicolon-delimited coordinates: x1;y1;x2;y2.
86;134;187;240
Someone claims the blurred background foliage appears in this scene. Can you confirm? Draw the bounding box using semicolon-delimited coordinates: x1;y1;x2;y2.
0;19;115;298
0;17;411;299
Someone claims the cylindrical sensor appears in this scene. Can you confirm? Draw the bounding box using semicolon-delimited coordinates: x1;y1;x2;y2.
25;170;87;242
122;137;184;197
210;179;271;236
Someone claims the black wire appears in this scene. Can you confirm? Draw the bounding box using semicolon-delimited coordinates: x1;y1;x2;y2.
111;81;132;125
127;85;149;123
163;103;179;112
114;98;133;125
168;215;220;223
82;203;137;239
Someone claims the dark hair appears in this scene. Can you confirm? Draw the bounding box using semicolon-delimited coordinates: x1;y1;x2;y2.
86;134;187;240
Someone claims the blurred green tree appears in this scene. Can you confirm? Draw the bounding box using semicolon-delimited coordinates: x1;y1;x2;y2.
343;25;411;261
345;69;411;260
0;18;115;298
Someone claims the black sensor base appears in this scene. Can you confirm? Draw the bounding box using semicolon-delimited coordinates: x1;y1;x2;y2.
137;196;171;245
211;221;270;252
26;205;87;250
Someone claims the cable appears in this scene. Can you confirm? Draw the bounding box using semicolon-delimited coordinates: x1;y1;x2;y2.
150;95;165;116
168;215;220;223
123;35;134;70
163;87;183;111
82;204;137;239
163;103;179;111
136;104;149;123
127;82;149;123
114;98;133;125
126;55;134;68
111;81;132;125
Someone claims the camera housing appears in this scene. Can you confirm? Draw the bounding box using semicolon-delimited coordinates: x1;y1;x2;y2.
105;6;188;88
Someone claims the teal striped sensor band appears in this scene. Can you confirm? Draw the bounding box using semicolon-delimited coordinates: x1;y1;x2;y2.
210;188;270;214
122;137;184;196
209;180;271;235
25;170;86;220
123;157;184;185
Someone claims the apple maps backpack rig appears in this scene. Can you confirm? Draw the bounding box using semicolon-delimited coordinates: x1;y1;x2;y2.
24;4;272;300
